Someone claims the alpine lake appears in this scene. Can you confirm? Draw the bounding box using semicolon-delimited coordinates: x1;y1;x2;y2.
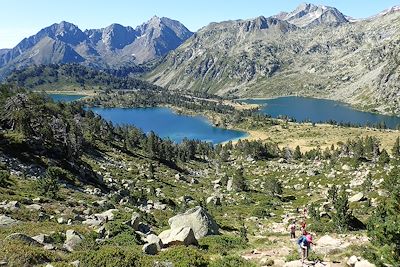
49;94;400;144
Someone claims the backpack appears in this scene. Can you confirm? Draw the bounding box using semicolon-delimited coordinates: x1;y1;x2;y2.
297;236;307;246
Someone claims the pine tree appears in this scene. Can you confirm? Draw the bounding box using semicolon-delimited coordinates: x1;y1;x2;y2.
367;167;400;265
293;145;302;160
328;185;338;205
233;167;248;192
392;137;400;158
362;173;373;193
148;163;155;179
333;189;351;233
379;149;390;165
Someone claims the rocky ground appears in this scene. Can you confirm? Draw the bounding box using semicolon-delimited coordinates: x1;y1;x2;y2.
0;137;387;266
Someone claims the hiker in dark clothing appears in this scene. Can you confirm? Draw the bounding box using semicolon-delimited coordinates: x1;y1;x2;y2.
289;221;296;239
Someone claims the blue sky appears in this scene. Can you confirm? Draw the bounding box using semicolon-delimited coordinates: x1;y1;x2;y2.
0;0;399;48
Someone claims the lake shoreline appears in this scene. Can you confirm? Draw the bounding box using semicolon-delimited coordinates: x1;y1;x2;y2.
236;94;398;117
39;90;97;97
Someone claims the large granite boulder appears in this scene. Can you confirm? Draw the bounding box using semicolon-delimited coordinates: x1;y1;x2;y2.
315;235;348;254
168;206;218;239
158;227;198;247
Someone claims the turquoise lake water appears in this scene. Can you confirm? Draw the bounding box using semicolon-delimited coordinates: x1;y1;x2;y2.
49;94;247;144
89;107;248;144
48;94;85;102
243;96;400;129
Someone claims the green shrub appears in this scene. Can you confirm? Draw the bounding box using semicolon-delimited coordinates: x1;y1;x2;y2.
210;255;257;267
0;240;60;266
75;246;146;267
74;231;99;251
104;231;140;246
0;170;10;187
285;250;300;262
36;167;64;199
199;235;248;255
156;246;208;267
251;206;270;218
263;258;274;266
308;251;324;261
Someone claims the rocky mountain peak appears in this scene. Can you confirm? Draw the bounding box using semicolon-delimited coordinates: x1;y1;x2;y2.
41;21;87;45
278;3;348;27
100;23;137;50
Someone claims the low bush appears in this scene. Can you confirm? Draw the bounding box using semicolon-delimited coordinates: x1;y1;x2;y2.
74;245;146;267
210;255;257;267
199;235;248;255
308;251;324;261
285;250;300;262
156;246;209;267
0;240;60;266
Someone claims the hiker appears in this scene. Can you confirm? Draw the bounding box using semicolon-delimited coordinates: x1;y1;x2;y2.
289;221;296;239
300;221;306;234
297;232;309;264
305;232;315;258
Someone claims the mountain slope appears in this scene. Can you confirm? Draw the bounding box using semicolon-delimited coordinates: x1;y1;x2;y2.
146;6;400;114
0;17;193;79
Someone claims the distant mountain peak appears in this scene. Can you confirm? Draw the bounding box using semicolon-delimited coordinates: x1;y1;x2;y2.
376;5;400;17
277;3;348;27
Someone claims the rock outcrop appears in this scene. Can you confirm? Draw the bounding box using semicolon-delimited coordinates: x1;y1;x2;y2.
167;206;219;239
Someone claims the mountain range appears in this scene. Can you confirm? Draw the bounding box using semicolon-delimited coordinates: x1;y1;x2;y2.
0;16;193;78
146;3;400;114
2;3;400;114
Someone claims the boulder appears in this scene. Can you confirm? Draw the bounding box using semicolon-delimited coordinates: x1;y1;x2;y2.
315;235;347;254
307;169;318;176
226;179;233;191
283;260;303;267
26;204;42;211
5;201;20;211
347;255;359;266
142;243;160;255
158;227;198;247
0;215;18;227
94;209;118;222
349;192;365;203
6;233;41;246
32;234;53;244
206;196;221;206
82;218;104;227
145;234;163;249
63;230;84;252
355;260;375;267
342;164;352;171
168;206;219;239
57;217;66;224
293;184;304;190
130;212;141;230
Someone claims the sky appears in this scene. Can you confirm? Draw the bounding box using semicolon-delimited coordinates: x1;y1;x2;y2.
0;0;399;48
